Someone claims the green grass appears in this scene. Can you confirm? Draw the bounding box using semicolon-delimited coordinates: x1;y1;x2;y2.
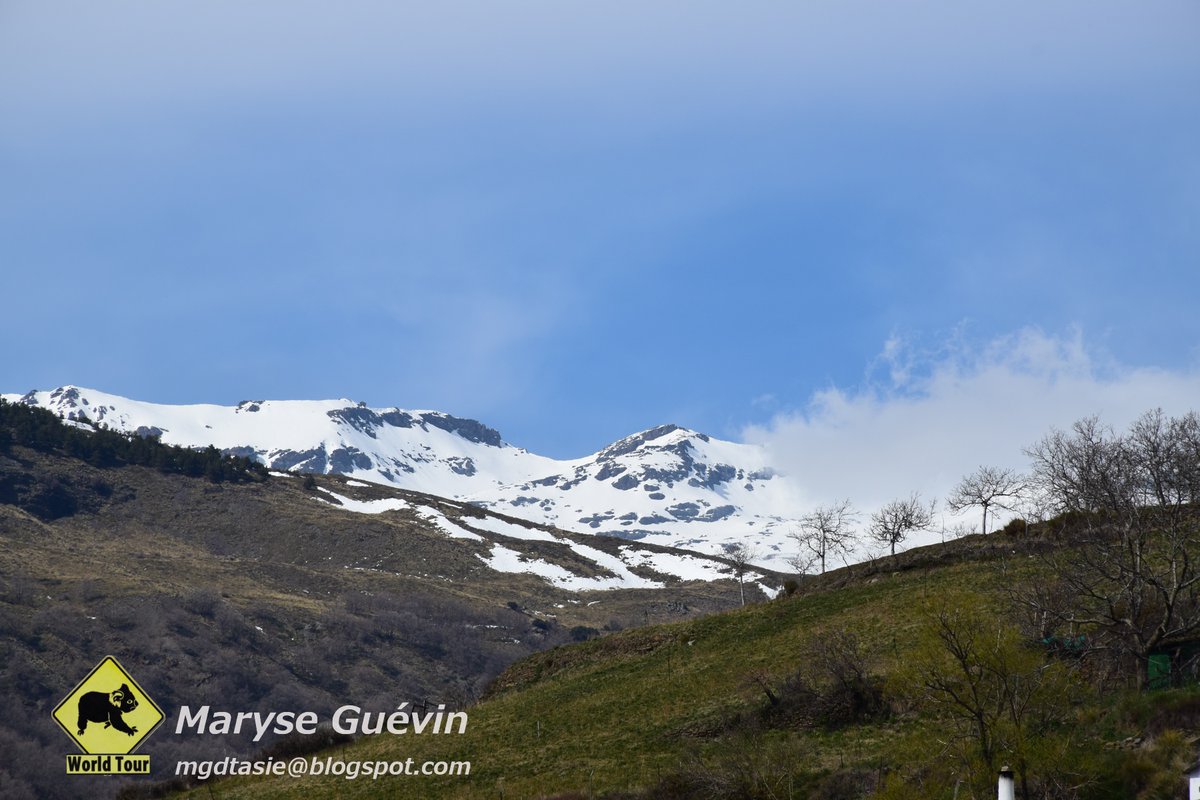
7;438;1193;798
164;556;1022;799
163;530;1200;800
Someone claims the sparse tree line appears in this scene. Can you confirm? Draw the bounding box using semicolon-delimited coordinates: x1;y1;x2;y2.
677;409;1200;799
788;491;941;574
768;408;1200;798
787;468;1024;573
788;408;1200;694
791;468;1023;569
1017;409;1200;691
789;409;1200;573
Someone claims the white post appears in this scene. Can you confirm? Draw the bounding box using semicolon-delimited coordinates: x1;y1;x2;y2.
997;766;1015;800
1189;774;1200;800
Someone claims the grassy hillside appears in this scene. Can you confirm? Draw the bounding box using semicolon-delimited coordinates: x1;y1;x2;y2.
0;417;752;799
158;524;1200;800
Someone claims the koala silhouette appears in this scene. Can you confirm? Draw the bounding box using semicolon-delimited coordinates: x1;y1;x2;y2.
77;683;139;737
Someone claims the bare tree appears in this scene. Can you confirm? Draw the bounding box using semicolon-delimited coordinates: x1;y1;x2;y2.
723;541;760;606
869;493;935;557
1022;409;1200;687
789;499;858;574
947;465;1026;535
896;604;1080;797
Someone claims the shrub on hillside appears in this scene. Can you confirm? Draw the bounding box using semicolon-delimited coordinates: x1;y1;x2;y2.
761;629;887;731
997;517;1028;536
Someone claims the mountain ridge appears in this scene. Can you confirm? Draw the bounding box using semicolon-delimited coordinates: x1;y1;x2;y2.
0;414;766;799
5;386;803;565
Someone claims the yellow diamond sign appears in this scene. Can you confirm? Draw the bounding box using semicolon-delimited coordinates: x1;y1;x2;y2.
52;656;163;758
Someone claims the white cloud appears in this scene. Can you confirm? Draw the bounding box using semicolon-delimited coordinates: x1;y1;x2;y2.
743;327;1200;540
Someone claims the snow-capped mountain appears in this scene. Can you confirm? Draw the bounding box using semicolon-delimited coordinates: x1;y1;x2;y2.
4;386;804;564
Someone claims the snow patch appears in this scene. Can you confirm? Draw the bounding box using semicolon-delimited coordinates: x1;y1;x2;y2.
415;508;485;541
314;489;410;515
620;548;735;582
477;545;662;591
462;515;558;542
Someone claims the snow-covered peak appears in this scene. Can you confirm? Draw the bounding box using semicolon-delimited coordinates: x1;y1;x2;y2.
11;386;504;447
6;385;803;566
596;423;692;459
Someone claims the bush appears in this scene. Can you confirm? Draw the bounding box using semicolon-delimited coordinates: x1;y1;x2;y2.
182;588;221;618
1145;693;1200;736
21;474;78;519
810;769;877;800
1119;729;1193;799
570;625;599;642
997;517;1028;536
762;629;887;730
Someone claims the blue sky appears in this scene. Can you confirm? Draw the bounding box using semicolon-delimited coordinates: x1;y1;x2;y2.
2;1;1198;463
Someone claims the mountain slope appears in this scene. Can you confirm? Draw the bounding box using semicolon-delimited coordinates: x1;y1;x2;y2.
167;525;1175;800
6;386;803;565
0;421;763;799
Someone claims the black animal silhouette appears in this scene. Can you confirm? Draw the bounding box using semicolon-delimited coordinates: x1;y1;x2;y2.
77;683;139;736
